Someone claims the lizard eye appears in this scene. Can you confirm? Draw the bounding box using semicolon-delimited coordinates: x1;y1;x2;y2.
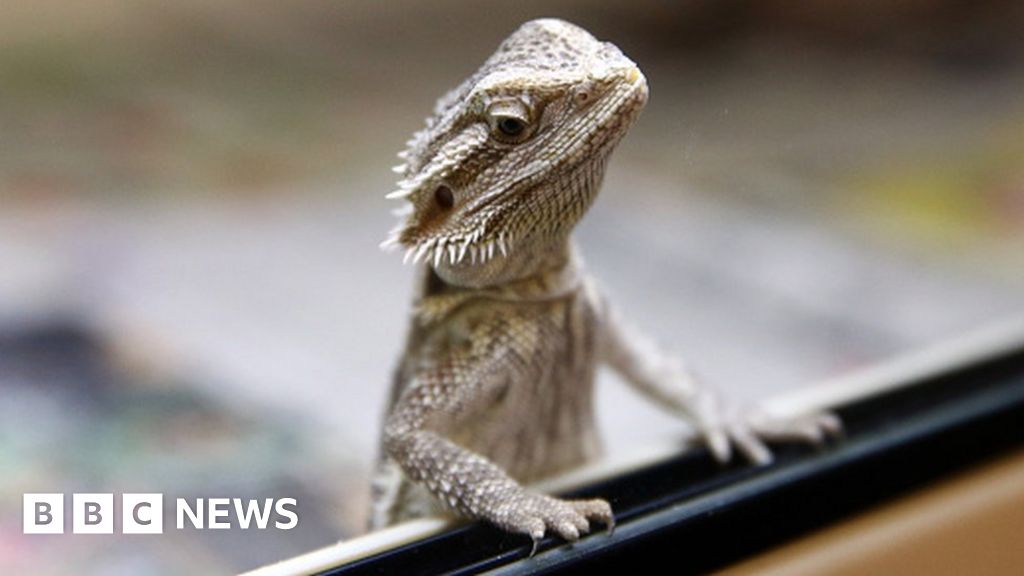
486;100;534;143
497;117;525;137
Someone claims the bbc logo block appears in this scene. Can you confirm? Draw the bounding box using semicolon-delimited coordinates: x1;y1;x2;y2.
73;493;114;534
123;494;163;534
23;494;64;534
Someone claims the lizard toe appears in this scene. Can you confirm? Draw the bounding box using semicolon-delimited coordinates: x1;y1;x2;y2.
729;422;773;465
551;520;580;542
571;498;613;525
564;508;590;535
520;516;546;543
816;412;844;437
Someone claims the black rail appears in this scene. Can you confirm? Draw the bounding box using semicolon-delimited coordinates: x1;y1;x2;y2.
326;341;1024;575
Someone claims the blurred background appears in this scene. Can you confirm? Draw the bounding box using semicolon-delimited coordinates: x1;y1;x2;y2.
1;1;1022;573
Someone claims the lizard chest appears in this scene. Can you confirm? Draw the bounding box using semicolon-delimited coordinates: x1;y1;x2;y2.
413;290;603;482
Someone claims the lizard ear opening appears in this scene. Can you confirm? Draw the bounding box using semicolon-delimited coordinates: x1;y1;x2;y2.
434;185;455;210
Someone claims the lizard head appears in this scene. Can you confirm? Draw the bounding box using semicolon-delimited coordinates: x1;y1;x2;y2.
381;18;648;288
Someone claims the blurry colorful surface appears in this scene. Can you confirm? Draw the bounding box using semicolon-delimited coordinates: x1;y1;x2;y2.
1;1;1022;574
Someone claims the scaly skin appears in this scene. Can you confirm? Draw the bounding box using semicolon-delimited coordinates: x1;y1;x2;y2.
371;19;841;548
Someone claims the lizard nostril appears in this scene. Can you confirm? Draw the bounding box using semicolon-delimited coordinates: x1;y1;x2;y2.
434;185;455;209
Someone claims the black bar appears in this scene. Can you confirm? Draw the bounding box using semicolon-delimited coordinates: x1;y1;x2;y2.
325;343;1024;576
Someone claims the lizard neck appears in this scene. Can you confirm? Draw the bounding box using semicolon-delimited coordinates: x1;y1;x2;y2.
414;241;583;325
431;233;578;290
427;240;578;297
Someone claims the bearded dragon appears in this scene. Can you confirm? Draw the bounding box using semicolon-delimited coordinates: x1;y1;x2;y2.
372;18;841;549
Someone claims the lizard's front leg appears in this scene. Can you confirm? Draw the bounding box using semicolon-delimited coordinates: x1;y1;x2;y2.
597;295;842;464
383;328;612;550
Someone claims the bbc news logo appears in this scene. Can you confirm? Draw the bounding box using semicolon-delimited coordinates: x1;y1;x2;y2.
23;494;298;534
